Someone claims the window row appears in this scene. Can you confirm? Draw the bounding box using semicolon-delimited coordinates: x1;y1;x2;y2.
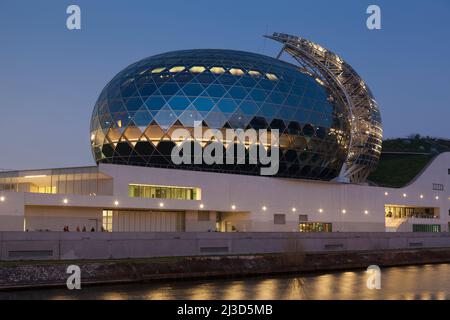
141;65;279;81
128;183;201;200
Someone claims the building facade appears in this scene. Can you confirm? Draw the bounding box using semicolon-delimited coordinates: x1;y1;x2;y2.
0;152;449;233
0;33;447;233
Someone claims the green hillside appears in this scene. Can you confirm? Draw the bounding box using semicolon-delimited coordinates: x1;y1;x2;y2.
368;136;450;188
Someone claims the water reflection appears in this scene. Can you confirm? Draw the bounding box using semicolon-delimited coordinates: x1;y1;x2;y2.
1;263;450;300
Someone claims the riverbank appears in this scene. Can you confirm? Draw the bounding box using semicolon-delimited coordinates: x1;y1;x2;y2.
2;247;450;290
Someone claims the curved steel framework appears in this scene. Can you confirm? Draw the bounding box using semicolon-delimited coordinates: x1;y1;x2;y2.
266;33;382;183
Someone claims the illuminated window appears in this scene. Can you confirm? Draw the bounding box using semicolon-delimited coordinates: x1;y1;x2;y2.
210;67;225;74
151;67;166;74
248;70;261;77
266;73;278;81
412;224;441;233
384;205;437;219
102;210;113;232
169;66;186;73
37;186;57;194
229;68;244;76
189;66;206;73
299;222;332;232
128;184;201;200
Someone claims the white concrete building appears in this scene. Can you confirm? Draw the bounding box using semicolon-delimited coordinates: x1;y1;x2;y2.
1;35;448;234
0;152;448;233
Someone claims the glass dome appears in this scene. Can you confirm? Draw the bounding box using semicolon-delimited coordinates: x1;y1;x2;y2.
90;49;351;180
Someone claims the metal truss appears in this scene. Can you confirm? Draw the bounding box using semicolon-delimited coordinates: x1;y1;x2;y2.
266;32;383;183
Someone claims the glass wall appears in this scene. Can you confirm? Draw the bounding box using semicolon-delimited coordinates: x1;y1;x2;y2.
0;166;113;196
412;224;441;233
90;49;351;181
385;206;438;219
299;222;332;232
102;210;113;232
128;184;201;200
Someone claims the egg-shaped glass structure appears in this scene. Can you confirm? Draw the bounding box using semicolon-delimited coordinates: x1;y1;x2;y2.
90;49;352;180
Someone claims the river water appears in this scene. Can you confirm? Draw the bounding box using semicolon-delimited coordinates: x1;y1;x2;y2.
2;263;450;300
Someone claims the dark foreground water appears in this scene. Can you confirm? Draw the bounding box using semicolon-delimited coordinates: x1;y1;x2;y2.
2;263;450;300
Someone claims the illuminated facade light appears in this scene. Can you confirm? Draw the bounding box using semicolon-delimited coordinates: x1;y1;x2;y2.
114;200;119;206
199;203;204;209
342;209;346;214
318;208;323;213
63;198;68;204
364;210;369;215
210;67;225;74
265;73;278;81
262;206;267;211
229;68;244;76
159;202;164;207
403;193;407;198
435;196;439;200
315;78;325;86
384;192;389;196
292;207;297;212
169;66;186;73
231;204;236;210
151;67;166;73
189;66;206;73
420;194;424;199
248;70;261;77
0;196;5;202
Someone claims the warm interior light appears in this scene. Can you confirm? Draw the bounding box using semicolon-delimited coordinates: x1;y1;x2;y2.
315;78;325;85
24;175;47;178
189;66;206;73
210;67;225;74
151;67;166;74
435;196;439;200
169;66;185;73
229;68;244;76
248;70;261;77
266;73;278;81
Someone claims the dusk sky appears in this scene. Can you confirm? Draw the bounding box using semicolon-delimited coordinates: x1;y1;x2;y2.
0;0;449;170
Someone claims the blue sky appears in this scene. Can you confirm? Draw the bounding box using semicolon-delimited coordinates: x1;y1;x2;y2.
0;0;449;169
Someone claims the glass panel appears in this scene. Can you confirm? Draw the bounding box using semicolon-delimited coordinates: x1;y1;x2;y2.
169;66;185;73
128;184;201;200
210;67;225;74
